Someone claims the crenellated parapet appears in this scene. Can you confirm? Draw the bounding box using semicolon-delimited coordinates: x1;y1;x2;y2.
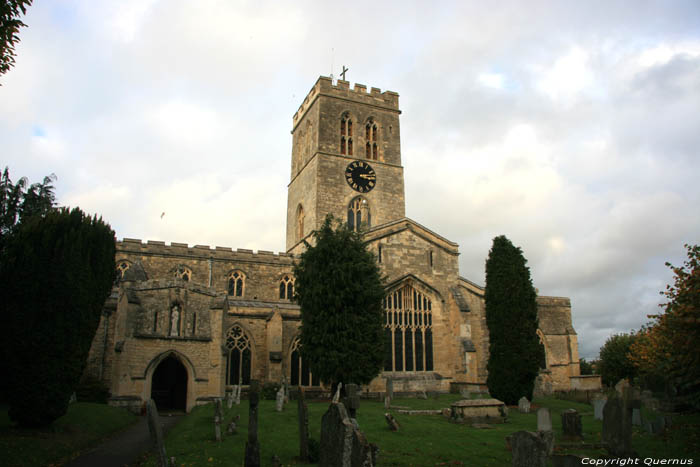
293;76;399;128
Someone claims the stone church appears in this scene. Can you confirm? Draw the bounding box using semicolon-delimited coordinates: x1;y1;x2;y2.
85;76;585;413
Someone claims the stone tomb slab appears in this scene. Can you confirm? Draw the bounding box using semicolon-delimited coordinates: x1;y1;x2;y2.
450;398;506;424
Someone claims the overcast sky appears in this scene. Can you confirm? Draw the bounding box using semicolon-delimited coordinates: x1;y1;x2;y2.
2;0;699;359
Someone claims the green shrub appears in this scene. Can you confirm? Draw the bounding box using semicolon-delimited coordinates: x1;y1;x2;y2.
262;382;280;400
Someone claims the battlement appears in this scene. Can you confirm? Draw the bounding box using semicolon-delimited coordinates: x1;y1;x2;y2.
293;76;399;127
116;238;293;263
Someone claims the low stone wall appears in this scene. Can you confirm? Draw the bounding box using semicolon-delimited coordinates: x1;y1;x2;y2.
570;375;602;391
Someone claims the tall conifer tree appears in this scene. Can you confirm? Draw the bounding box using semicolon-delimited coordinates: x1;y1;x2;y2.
485;235;543;404
293;215;385;391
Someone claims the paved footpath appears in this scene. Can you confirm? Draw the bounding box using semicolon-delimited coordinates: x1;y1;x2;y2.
66;413;182;467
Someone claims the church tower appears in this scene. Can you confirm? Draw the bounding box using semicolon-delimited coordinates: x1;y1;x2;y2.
286;76;406;253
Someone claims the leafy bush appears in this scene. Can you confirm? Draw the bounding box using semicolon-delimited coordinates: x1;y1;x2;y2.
598;333;637;387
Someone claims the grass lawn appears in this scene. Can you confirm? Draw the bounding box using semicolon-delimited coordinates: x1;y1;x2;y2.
0;402;137;467
141;395;699;466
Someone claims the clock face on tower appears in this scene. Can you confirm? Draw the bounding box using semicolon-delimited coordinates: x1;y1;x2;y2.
345;161;376;193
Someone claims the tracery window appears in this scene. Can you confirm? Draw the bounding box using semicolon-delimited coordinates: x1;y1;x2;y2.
296;204;304;242
365;119;378;160
225;325;252;385
227;271;245;297
279;274;295;300
347;196;370;232
116;261;131;280
384;284;434;372
290;337;320;387
175;265;192;282
340;114;353;155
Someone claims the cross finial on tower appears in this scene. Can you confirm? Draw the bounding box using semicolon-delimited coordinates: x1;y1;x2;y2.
340;66;349;81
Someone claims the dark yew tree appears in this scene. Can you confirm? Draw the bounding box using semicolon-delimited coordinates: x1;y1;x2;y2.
293;215;385;392
0;207;115;427
0;166;56;246
485;235;544;404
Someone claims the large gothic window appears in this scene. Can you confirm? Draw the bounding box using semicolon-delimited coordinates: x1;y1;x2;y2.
290;337;320;387
347;196;370;232
279;274;295;300
365;119;378;160
227;271;245;297
384;285;434;372
226;325;252;385
340;113;353;155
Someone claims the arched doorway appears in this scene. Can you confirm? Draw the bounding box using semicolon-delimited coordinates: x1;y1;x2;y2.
151;355;188;411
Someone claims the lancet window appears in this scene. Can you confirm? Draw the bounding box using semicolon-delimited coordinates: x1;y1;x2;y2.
116;260;131;280
290;337;320;387
227;271;245;297
365;119;378;160
340;114;353;155
347;196;370;232
225;325;252;385
279;274;295;300
383;284;434;372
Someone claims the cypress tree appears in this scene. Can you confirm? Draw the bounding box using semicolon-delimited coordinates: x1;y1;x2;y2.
293;215;385;391
485;235;543;404
0;207;115;427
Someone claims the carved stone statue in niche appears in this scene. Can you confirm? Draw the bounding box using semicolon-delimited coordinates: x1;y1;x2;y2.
170;304;181;337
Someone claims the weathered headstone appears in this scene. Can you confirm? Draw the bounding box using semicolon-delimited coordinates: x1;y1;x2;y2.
386;378;394;399
539;429;554;456
319;402;378;467
332;382;343;403
460;388;471;399
383;396;391;409
615;378;630;397
275;386;285;412
593;398;606;420
214;398;223;442
244;380;261;467
518;397;531;414
226;390;233;409
417;390;428;400
345;383;360;419
232;385;241;405
146;399;169;467
561;409;582;439
297;386;309;461
602;391;633;456
510;430;547;467
385;413;400;431
632;408;642;426
536;407;552;432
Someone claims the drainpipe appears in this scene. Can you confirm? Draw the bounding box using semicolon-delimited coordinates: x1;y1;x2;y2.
208;259;213;287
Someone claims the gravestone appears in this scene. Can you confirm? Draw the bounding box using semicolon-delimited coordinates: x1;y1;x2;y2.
275;386;285;412
632;408;641;426
297;386;309;461
539;429;554;456
593;398;606;420
561;409;582;439
518;397;531;414
244;381;261;467
146;399;169;467
417;390;428;400
385;413;400;431
460;388;471;399
384;396;391;409
345;383;360;419
320;402;378;467
510;430;547;467
232;385;241;405
615;378;630;397
226;390;233;409
536;408;552;432
332;383;343;403
214;398;223;442
386;378;394;399
602;391;633;456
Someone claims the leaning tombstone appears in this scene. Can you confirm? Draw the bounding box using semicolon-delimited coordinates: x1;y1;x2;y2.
214;398;223;442
593;397;606;420
320;402;378;467
275;385;285;412
385;413;400;431
332;382;343;403
510;430;547;467
602;392;633;456
536;407;552;432
518;397;531;414
297;386;309;461
561;409;582;440
345;383;360;419
244;380;261;467
146;399;169;467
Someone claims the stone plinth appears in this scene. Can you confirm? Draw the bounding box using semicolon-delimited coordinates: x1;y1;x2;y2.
450;398;506;423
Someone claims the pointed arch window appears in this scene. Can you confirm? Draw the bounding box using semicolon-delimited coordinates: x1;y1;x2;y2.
279;274;295;300
116;260;131;280
384;284;434;372
340;113;353;155
226;325;252;385
175;265;192;282
227;271;245;297
290;337;320;387
347;196;371;232
365;119;378;160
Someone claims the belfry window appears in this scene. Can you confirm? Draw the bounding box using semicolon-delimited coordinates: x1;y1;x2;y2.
175;265;192;282
225;325;252;386
340;114;353;155
227;271;245;297
279;275;295;300
365;119;378;160
116;261;131;280
290;337;320;387
384;285;434;372
347;196;371;232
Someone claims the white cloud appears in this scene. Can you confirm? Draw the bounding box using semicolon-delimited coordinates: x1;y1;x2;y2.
535;47;594;101
477;72;506;89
